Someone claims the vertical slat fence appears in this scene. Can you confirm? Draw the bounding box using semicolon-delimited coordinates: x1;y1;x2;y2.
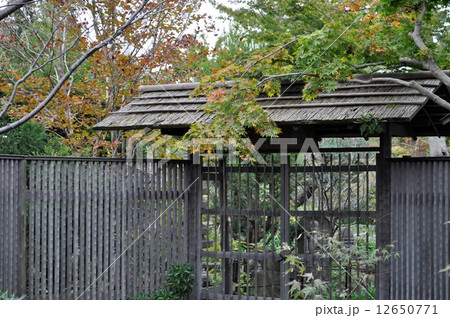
0;156;190;299
0;157;26;297
1;154;449;300
390;158;450;300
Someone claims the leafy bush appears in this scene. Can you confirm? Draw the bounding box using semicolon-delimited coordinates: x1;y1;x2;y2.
0;116;71;156
125;263;195;300
152;288;179;300
165;263;195;298
0;118;50;155
282;232;398;300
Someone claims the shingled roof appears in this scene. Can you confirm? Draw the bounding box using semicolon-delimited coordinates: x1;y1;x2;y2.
94;71;450;136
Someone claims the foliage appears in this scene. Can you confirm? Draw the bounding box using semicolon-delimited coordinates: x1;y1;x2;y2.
0;289;25;300
0;116;69;155
126;263;194;300
151;288;179;300
186;0;450;159
0;0;208;156
282;232;399;300
165;263;195;297
356;115;383;139
391;137;430;157
125;291;152;300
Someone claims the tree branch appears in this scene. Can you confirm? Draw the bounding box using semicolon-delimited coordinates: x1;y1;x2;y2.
0;0;169;134
0;0;36;21
0;9;80;119
258;71;321;85
406;0;450;91
344;61;385;69
241;37;299;78
399;57;427;68
349;77;450;111
409;0;427;51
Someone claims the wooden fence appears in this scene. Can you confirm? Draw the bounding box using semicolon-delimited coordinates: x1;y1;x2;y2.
0;158;26;297
390;158;450;300
1;156;191;299
1;155;449;300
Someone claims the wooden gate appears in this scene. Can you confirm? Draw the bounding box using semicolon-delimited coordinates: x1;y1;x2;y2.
198;152;377;300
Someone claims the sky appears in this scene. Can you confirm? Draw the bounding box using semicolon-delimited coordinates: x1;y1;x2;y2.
198;0;230;47
0;0;232;48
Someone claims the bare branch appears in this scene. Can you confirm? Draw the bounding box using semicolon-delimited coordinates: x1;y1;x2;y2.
405;0;450;91
350;77;450;112
0;10;80;118
409;0;427;51
399;57;427;68
344;61;385;69
0;0;169;134
258;71;321;85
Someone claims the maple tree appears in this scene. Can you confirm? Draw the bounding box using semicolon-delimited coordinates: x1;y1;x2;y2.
0;0;207;156
213;0;449;99
185;0;449;156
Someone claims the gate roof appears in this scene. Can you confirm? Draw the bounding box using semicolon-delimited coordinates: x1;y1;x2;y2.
94;71;450;137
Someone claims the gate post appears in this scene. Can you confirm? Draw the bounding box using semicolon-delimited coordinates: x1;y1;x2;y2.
185;160;202;300
376;123;392;300
219;159;233;295
280;160;290;300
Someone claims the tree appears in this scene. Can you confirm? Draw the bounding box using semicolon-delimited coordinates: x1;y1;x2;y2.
184;0;449;156
0;115;70;155
0;0;206;156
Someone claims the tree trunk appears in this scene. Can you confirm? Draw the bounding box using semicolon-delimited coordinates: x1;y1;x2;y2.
428;137;449;156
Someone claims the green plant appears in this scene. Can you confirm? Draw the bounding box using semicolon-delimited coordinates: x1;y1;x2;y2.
356;115;383;139
0;289;25;300
125;291;152;300
440;221;450;276
152;288;179;300
282;232;399;300
124;263;195;300
165;263;195;298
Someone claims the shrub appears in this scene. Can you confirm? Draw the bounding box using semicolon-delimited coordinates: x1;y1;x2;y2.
282;232;398;300
165;263;195;298
125;263;195;300
152;288;179;300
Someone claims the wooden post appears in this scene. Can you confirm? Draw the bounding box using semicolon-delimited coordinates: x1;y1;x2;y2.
219;160;233;295
280;160;290;300
376;123;392;300
185;160;202;299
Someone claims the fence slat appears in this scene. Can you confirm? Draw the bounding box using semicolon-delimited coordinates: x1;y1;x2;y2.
149;161;156;294
107;162;115;300
67;161;74;299
143;163;150;292
54;161;61;299
121;164;127;299
85;162;92;299
60;161;67;300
